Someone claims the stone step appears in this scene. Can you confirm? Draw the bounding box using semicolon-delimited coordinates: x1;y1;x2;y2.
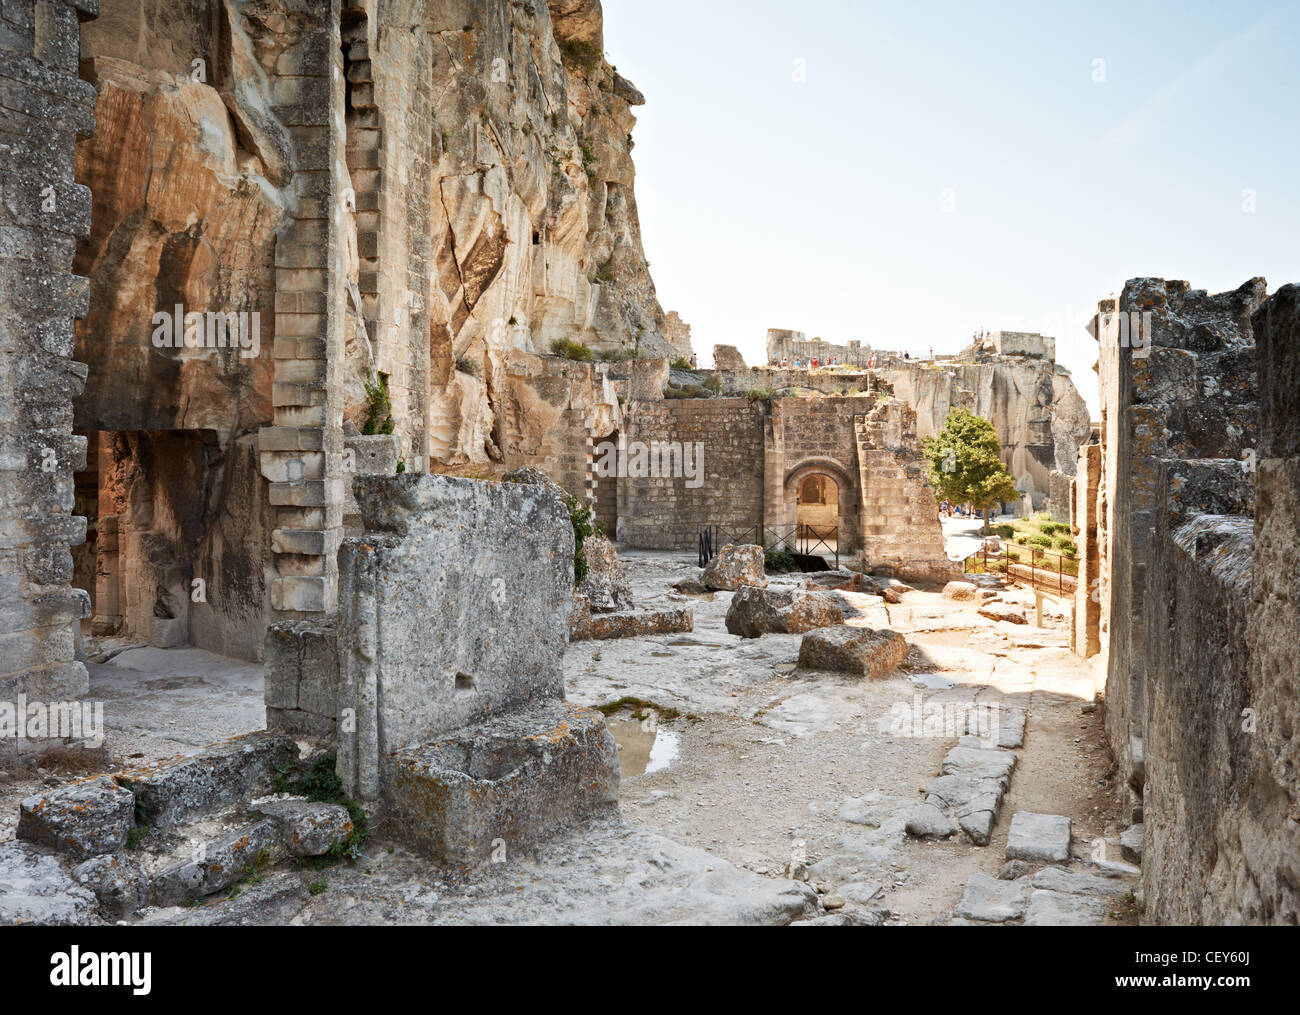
17;732;296;860
114;731;297;829
73;798;355;916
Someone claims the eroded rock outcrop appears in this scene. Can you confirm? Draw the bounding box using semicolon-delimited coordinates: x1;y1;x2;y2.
881;356;1091;510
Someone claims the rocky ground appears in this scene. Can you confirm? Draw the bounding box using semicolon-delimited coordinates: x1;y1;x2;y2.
1;544;1134;926
565;549;1134;925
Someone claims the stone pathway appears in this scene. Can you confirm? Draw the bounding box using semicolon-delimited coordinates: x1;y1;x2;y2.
949;811;1140;925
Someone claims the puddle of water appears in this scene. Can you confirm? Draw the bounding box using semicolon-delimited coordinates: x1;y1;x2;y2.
605;717;680;777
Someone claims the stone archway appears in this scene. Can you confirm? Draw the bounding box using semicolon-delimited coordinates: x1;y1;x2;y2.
783;458;858;553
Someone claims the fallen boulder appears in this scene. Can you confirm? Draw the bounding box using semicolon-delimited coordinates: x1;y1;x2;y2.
577;535;634;612
700;543;767;591
726;587;843;638
797;624;909;678
942;581;979;602
978;602;1028;625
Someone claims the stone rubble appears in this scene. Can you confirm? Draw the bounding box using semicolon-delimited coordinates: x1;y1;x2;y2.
700;544;768;591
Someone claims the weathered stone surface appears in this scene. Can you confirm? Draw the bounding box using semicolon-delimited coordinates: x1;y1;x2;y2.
920;745;1017;847
940;746;1016;782
725;587;843;638
1030;867;1131;898
17;776;134;861
978;602;1028;624
1023;888;1108;926
954;873;1029;922
0;842;98;926
577;535;634;612
700;543;767;591
383;699;619;866
670;578;712;596
797;625;909;679
855;400;958;581
149;819;281;907
904;802;955;839
1006;812;1071;863
1074;277;1300;923
803;571;865;593
791;908;884;927
1120;823;1143;864
255;800;353;858
712;345;748;370
115;731;296;829
997;859;1036;880
943;581;979;602
570;606;694;641
338;474;574;798
73;853;146;918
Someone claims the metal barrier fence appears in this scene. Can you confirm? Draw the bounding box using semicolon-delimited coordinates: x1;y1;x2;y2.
698;524;839;569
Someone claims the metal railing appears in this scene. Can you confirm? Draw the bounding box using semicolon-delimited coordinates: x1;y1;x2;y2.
698;524;839;569
962;542;1078;595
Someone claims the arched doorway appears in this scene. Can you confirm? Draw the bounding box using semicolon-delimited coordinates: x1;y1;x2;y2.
796;473;838;531
783;459;855;555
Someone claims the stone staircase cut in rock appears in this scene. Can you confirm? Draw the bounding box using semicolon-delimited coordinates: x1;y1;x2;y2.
9;731;358;920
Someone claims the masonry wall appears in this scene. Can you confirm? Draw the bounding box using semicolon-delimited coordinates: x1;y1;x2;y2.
768;395;872;549
1094;279;1263;827
0;0;98;747
618;398;765;549
1083;276;1300;923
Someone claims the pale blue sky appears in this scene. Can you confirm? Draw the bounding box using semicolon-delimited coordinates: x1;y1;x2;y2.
602;0;1300;415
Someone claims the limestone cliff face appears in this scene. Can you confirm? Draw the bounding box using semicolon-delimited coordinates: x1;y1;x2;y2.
882;358;1092;504
72;0;653;473
425;0;664;464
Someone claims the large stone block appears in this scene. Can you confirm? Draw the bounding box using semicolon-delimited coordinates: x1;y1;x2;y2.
339;474;571;756
797;624;908;679
17;775;134;860
725;586;842;638
384;699;619;866
114;731;296;829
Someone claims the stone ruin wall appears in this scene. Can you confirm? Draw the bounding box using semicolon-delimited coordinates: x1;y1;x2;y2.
616;397;767;551
0;0;99;759
0;0;661;694
1071;277;1300;924
613;392;952;580
854;399;954;581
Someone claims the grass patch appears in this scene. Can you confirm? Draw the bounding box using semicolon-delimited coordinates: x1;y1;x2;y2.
558;37;602;73
595;696;683;724
362;372;395;435
272;754;369;866
550;338;594;362
764;547;798;573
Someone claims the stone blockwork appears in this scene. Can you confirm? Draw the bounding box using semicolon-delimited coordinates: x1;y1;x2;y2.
331;470;618;863
0;0;98;738
611;394;951;580
1073;277;1300;924
853;400;956;581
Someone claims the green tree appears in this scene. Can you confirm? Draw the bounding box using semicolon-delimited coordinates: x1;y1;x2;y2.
922;408;1020;534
